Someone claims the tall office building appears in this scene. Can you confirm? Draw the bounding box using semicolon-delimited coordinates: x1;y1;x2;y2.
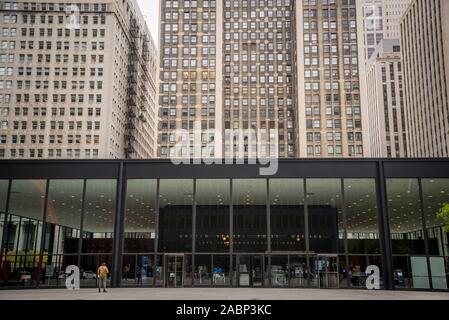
401;0;449;158
159;0;366;159
357;0;410;157
295;0;364;158
366;39;407;158
357;0;411;61
0;0;158;159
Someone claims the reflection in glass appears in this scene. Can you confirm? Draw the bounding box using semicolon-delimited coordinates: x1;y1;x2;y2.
194;255;211;286
307;179;343;253
421;179;449;257
387;179;425;254
270;179;305;252
158;180;193;253
82;180;116;253
196;180;230;253
233;180;267;253
212;255;230;286
344;179;380;254
124;180;157;253
3;180;46;286
271;255;289;287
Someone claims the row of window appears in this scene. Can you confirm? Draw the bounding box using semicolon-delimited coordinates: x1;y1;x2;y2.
1;133;100;144
3;94;103;104
0;120;101;131
1;40;106;51
0;53;104;64
0;148;100;159
3;2;108;12
1;106;102;117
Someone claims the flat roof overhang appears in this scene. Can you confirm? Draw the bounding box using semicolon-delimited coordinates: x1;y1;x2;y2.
1;159;449;180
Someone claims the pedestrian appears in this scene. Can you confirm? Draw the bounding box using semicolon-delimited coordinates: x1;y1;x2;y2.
97;262;109;293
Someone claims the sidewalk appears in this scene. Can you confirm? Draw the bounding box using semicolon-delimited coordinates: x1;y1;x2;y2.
1;288;448;300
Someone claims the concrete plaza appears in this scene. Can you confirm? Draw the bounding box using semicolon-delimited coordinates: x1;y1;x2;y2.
0;288;448;300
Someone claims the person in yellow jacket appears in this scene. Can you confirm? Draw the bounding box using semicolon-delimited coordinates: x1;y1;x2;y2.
97;263;109;293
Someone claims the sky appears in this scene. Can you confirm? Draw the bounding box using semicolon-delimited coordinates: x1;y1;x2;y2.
136;0;160;46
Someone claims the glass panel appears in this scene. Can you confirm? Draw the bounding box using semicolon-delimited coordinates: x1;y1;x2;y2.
392;255;429;289
184;254;193;287
7;180;47;255
387;179;425;255
344;179;380;254
137;255;154;286
212;255;230;286
347;255;370;288
289;255;310;288
42;255;77;287
43;180;83;257
429;256;448;290
79;255;112;288
307;179;343;254
196;180;230;253
82;180;116;253
158;179;193;253
233;179;267;253
122;255;136;286
270;179;305;252
0;180;8;256
4;180;47;286
124;180;157;253
155;254;164;286
421;179;449;257
194;255;211;286
271;255;289;287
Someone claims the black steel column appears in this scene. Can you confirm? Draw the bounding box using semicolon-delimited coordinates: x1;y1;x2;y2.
266;179;271;287
376;161;394;290
112;161;126;288
0;179;12;264
36;180;50;288
77;179;87;268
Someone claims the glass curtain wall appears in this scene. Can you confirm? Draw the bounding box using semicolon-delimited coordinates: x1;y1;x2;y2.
123;179;157;286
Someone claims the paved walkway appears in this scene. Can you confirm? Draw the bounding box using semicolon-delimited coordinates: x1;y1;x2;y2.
0;288;448;300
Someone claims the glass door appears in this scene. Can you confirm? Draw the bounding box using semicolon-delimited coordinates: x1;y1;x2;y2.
314;255;339;289
237;255;264;287
165;255;184;288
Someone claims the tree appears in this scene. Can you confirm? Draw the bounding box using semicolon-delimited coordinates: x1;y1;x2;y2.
437;203;449;233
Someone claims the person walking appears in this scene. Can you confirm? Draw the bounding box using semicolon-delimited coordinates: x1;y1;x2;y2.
97;262;109;293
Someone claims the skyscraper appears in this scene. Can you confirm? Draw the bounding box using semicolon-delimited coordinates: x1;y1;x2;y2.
0;0;158;159
159;0;366;159
401;0;449;157
365;39;407;158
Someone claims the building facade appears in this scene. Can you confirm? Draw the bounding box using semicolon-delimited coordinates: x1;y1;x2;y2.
366;39;407;158
0;159;448;291
401;0;449;158
159;0;367;159
357;0;411;61
0;0;158;160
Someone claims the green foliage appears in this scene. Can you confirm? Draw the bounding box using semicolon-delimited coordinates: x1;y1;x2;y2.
437;203;449;233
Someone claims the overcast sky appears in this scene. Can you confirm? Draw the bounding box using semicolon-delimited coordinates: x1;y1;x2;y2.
136;0;160;46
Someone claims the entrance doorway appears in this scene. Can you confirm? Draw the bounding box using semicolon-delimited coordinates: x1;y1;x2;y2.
165;255;184;288
237;255;264;287
314;255;339;288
